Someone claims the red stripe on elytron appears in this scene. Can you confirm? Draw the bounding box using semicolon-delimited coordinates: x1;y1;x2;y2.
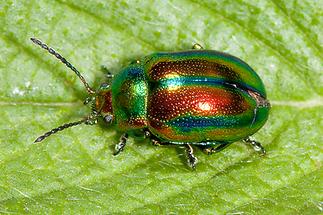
148;59;239;81
148;86;251;121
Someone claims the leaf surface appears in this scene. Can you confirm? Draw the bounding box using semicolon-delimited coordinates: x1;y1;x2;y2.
0;0;322;214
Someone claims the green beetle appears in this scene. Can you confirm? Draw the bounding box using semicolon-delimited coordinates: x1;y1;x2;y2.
32;39;270;168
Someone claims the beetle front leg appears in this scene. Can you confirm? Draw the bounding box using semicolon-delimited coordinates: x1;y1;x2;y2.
243;137;266;155
113;133;129;155
186;144;198;169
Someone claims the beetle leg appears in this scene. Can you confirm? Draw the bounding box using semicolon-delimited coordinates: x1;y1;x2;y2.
192;43;204;50
186;144;198;168
100;65;114;79
143;129;151;139
199;143;232;155
113;133;129;155
151;137;163;146
243;137;266;155
144;129;166;146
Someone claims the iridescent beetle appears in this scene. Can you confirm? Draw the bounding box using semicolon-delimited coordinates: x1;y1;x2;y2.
31;38;270;168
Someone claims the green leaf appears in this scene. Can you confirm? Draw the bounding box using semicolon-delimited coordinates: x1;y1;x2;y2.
0;0;322;214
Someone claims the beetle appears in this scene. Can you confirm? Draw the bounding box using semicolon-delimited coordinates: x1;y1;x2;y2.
31;38;270;168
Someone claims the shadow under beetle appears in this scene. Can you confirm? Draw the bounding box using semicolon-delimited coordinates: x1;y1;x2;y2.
31;38;270;168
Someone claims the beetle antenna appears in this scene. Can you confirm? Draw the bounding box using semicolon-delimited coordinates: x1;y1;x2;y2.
34;118;88;143
34;104;102;143
30;37;95;95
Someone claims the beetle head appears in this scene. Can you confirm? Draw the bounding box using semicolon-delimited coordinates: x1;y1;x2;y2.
94;83;114;124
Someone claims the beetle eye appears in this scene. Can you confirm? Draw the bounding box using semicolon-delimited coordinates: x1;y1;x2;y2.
103;115;113;123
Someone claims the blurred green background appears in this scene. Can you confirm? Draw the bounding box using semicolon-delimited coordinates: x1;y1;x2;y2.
0;0;322;214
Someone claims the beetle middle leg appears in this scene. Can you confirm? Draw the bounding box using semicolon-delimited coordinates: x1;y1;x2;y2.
199;143;232;155
186;144;198;168
144;129;167;146
243;137;266;155
144;129;198;168
113;133;129;155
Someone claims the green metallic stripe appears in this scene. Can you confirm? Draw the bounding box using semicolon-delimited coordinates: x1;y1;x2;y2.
163;111;268;143
167;110;264;130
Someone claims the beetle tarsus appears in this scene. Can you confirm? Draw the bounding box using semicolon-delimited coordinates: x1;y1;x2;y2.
186;144;198;168
243;137;266;155
114;133;129;155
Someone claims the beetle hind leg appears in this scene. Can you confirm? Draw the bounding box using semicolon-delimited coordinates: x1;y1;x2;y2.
243;137;266;155
113;133;129;155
